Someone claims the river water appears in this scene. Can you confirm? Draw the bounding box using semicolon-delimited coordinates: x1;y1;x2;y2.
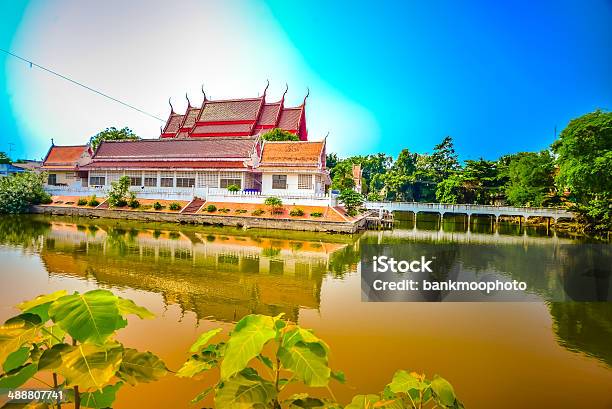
0;214;610;408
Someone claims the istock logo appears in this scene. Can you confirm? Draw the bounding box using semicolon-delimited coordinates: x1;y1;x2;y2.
372;256;434;273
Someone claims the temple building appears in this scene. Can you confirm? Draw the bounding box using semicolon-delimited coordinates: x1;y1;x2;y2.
41;144;92;187
42;86;330;201
161;84;308;140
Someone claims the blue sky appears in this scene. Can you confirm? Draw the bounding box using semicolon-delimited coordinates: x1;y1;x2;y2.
1;1;611;161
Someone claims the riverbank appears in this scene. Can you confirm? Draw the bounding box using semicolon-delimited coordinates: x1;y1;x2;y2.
30;204;367;233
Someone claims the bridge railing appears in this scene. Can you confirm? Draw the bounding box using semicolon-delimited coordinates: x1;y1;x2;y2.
364;201;574;217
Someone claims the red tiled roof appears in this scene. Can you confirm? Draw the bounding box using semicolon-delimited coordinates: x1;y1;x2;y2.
198;98;263;122
181;107;201;129
81;161;246;169
163;113;184;134
43;145;88;168
256;103;281;127
93;138;258;160
192;123;252;135
260;141;324;167
277;107;302;130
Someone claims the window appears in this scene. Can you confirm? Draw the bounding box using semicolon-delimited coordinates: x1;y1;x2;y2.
176;177;195;187
144;172;157;187
126;171;142;186
220;171;242;189
160;171;174;188
107;171;122;184
89;176;106;186
48;174;57;185
298;174;312;189
272;174;287;189
176;171;195;188
197;172;218;188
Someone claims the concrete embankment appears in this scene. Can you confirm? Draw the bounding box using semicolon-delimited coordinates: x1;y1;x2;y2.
30;205;366;233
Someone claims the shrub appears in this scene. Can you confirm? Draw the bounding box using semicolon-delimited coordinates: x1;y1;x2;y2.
338;189;365;217
251;209;265;216
179;314;463;408
235;209;247;214
87;195;99;207
206;204;217;212
1;290;168;408
310;211;323;217
77;198;88;206
264;196;283;214
128;192;140;209
108;175;130;207
153;201;163;210
226;184;240;192
289;208;305;217
218;208;230;213
169;202;181;211
0;172;51;214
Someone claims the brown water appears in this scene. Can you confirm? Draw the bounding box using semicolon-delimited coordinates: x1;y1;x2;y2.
0;215;610;409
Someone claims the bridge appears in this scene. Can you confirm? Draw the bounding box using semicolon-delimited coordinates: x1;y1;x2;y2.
364;201;575;225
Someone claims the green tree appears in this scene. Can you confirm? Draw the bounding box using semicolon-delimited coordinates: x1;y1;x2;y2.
504;151;556;206
0;152;11;164
326;152;339;175
462;159;501;204
0;172;51;214
552;110;612;231
427;136;460;182
331;160;356;191
108;175;131;207
338;189;364;216
435;173;468;204
261;128;299;141
264;196;283;214
90;127;139;151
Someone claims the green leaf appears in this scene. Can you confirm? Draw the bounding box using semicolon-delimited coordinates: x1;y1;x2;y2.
0;363;37;388
177;353;217;378
220;315;277;380
331;370;346;384
284;394;342;408
17;290;67;313
190;386;213;404
278;341;330;387
38;343;72;371
189;328;222;353
117;348;168;386
48;290;126;345
388;370;428;393
214;368;276;408
117;298;155;320
0;313;41;368
256;354;274;370
345;394;381;409
283;327;329;353
430;375;456;406
3;346;29;372
54;343;123;391
75;382;123;408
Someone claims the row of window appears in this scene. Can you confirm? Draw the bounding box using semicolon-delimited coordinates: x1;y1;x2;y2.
272;174;314;190
87;172;319;190
88;171;243;189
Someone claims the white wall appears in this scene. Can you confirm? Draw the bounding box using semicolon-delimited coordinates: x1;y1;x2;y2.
261;173;324;196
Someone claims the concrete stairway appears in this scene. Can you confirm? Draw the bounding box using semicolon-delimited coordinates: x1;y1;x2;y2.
181;197;206;214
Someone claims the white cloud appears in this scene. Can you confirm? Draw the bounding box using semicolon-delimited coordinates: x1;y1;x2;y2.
6;0;379;158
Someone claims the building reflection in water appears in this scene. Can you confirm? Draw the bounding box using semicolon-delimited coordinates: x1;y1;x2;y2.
40;221;353;323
